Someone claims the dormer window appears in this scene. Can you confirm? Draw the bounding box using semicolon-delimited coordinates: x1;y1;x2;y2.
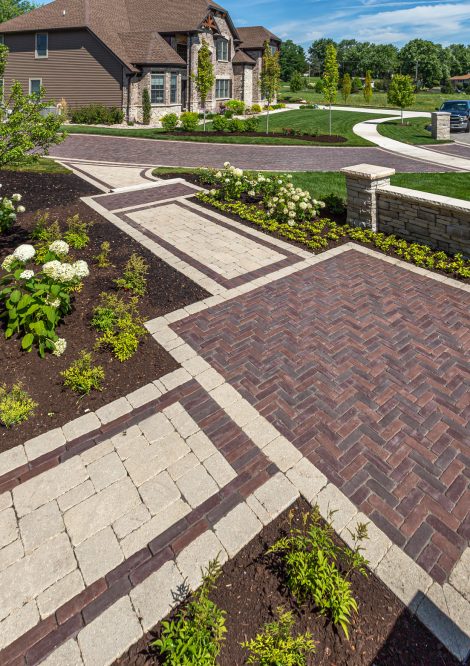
35;33;48;58
216;38;229;62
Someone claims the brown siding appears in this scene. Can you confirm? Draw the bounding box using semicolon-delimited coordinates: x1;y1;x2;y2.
2;29;124;108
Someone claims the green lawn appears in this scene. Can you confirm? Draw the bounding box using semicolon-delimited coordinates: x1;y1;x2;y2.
0;158;70;174
377;117;450;145
153;167;470;202
280;84;469;112
65;109;389;147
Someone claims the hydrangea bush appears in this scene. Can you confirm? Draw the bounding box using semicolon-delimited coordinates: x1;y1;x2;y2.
0;242;89;356
0;189;25;233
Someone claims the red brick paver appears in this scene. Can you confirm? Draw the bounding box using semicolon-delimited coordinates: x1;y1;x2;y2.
173;249;470;584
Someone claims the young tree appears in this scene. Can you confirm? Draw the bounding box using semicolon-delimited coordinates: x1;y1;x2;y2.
351;76;362;93
194;38;215;131
0;0;35;23
142;87;151;125
289;71;304;93
260;40;281;135
363;70;373;104
387;74;415;123
280;40;307;82
322;43;339;135
0;46;65;165
341;73;352;103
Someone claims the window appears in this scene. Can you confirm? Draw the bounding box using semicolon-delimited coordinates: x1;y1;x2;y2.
35;33;48;58
170;73;178;104
29;79;42;96
270;45;277;55
0;79;3;102
216;38;229;62
151;73;165;104
0;35;4;45
215;79;231;99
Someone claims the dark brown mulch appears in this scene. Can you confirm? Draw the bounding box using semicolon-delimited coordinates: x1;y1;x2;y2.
168;131;347;143
114;498;459;666
0;173;209;452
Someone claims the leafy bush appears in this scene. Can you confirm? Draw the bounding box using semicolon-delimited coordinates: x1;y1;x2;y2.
314;80;323;94
180;112;200;132
244;116;261;132
323;193;347;216
227;118;245;133
0;383;37;428
0;192;25;234
115;253;149;297
242;608;316;666
63;214;92;249
142;88;151;125
92;292;147;362
94;241;113;268
351;76;362;93
225;99;246;114
290;71;304;93
31;213;62;264
250;104;263;114
212;114;228;131
161;113;179;131
152;559;226;665
70;105;124;125
61;350;105;395
223;109;235;119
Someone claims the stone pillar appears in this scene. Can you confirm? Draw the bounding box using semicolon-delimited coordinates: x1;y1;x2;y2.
431;112;451;141
341;164;395;231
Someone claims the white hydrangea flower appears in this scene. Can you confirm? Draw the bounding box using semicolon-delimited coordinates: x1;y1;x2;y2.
52;338;67;357
9;213;16;220
49;240;69;256
299;202;308;210
233;168;243;178
12;193;22;202
19;269;34;280
47;297;61;308
17;205;26;214
72;260;89;279
223;162;231;168
13;244;36;262
215;172;222;178
1;255;15;271
288;220;296;227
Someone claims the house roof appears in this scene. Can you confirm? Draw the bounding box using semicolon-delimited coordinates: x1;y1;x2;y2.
0;0;230;70
237;26;281;49
450;73;470;80
232;49;256;65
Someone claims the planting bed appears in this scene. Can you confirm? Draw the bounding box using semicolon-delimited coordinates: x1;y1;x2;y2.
114;499;459;666
0;171;209;451
164;131;348;143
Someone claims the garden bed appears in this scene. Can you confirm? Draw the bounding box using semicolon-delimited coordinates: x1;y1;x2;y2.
113;498;459;666
0;171;209;451
164;130;348;143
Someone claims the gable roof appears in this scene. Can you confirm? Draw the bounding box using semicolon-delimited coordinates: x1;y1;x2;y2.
0;0;230;70
237;26;281;50
232;49;256;65
450;73;470;80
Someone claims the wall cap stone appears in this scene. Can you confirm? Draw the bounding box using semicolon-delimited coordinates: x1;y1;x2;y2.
341;164;396;180
377;184;470;214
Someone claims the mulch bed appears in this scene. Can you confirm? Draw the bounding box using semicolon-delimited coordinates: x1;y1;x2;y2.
0;171;209;452
114;498;459;666
166;131;348;143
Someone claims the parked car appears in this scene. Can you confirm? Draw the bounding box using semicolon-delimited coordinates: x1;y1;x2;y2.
439;100;470;132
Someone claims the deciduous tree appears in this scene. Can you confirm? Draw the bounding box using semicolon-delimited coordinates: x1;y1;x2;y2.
322;43;339;135
0;0;35;23
280;40;307;82
260;40;281;134
387;74;415;123
194;38;215;131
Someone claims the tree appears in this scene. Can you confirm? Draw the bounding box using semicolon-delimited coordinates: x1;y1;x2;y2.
399;39;443;89
142;87;151;125
194;38;215;131
308;38;336;76
322;43;339;135
351;76;362;93
387;74;415;123
289;71;304;93
363;70;373;104
0;0;35;23
341;73;351;103
260;40;281;135
280;40;307;82
0;46;65;166
445;43;470;77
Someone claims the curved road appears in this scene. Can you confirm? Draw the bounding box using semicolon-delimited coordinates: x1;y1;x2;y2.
50;133;453;173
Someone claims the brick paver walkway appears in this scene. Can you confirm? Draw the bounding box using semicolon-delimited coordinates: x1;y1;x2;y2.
50;134;453;172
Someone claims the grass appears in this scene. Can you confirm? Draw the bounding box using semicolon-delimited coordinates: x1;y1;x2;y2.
280;84;470;112
64;109;390;147
153;167;470;202
0;158;70;174
377;117;450;145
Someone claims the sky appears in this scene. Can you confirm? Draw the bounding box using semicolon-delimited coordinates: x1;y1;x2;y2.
35;0;470;48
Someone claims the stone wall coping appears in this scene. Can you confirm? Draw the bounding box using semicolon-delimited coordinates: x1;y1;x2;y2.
377;184;470;214
341;164;396;180
431;111;451;117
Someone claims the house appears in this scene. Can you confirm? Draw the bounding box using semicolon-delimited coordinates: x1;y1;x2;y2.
450;74;470;90
0;0;281;122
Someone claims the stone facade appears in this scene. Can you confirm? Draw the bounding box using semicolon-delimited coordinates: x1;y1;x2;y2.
341;164;470;256
126;68;184;123
431;112;451;141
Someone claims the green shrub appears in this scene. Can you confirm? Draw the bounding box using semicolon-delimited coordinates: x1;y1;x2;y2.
244;116;261;132
114;253;149;297
242;608;316;666
0;192;25;234
227;118;245;133
351;76;362;93
314;80;323;94
290;71;304;93
70;105;124;125
61;351;105;395
152;559;226;665
161;113;179;131
92;293;147;362
63;214;92;249
180;111;199;132
251;104;263;114
31;213;62;263
212;114;228;131
142;88;151;125
225;99;246;114
94;241;113;268
268;506;368;638
0;383;37;428
323;193;347;216
223;109;235;119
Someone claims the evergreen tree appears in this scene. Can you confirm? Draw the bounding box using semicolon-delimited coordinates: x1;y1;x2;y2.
289;71;304;93
341;73;352;103
363;70;373;104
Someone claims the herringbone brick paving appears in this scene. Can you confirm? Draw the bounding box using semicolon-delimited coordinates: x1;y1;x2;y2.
173;249;470;584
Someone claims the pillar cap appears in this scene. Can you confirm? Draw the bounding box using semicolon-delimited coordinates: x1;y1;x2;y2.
341;164;396;180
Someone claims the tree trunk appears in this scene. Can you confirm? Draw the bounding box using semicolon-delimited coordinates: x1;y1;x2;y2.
203;104;207;132
401;107;404;124
329;103;332;135
266;104;270;135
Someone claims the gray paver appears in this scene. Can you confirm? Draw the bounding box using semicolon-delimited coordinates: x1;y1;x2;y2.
186;431;216;462
62;413;101;442
24;428;65;462
80;439;114;466
214;502;262;558
0;446;27;477
131;561;184;631
316;483;358;533
0;508;17;549
263;436;302;472
0;539;23;573
177;530;227;591
126;383;162;409
138;412;174;443
0;602;39;650
0;491;12;512
19;501;64;554
112;426;149;461
113;503;151;540
139;471;181;515
38;639;84;666
340;512;392;571
449;548;470;602
376;545;432;612
125;432;189;486
86;452;126;491
95;398;132;425
167;452;199;481
286;457;328;503
57;480;95;513
78;596;142;666
202;453;236;487
75;527;124;584
176;464;218;508
252;474;298;520
37;569;85;619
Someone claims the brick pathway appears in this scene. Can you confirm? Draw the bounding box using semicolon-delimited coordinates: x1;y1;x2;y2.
49;134;453;172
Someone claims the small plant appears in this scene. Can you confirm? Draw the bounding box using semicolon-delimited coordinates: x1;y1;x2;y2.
161;113;179;132
251;103;263;114
212;114;228;132
244;116;261;132
0;192;25;234
152;559;227;665
63;214;92;249
225;99;246;115
242;608;316;666
31;213;62;263
93;241;113;268
0;383;37;428
180;111;200;132
227;118;245;133
323;193;347;216
115;253;149;297
61;350;105;395
267;506;369;638
92;292;146;362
